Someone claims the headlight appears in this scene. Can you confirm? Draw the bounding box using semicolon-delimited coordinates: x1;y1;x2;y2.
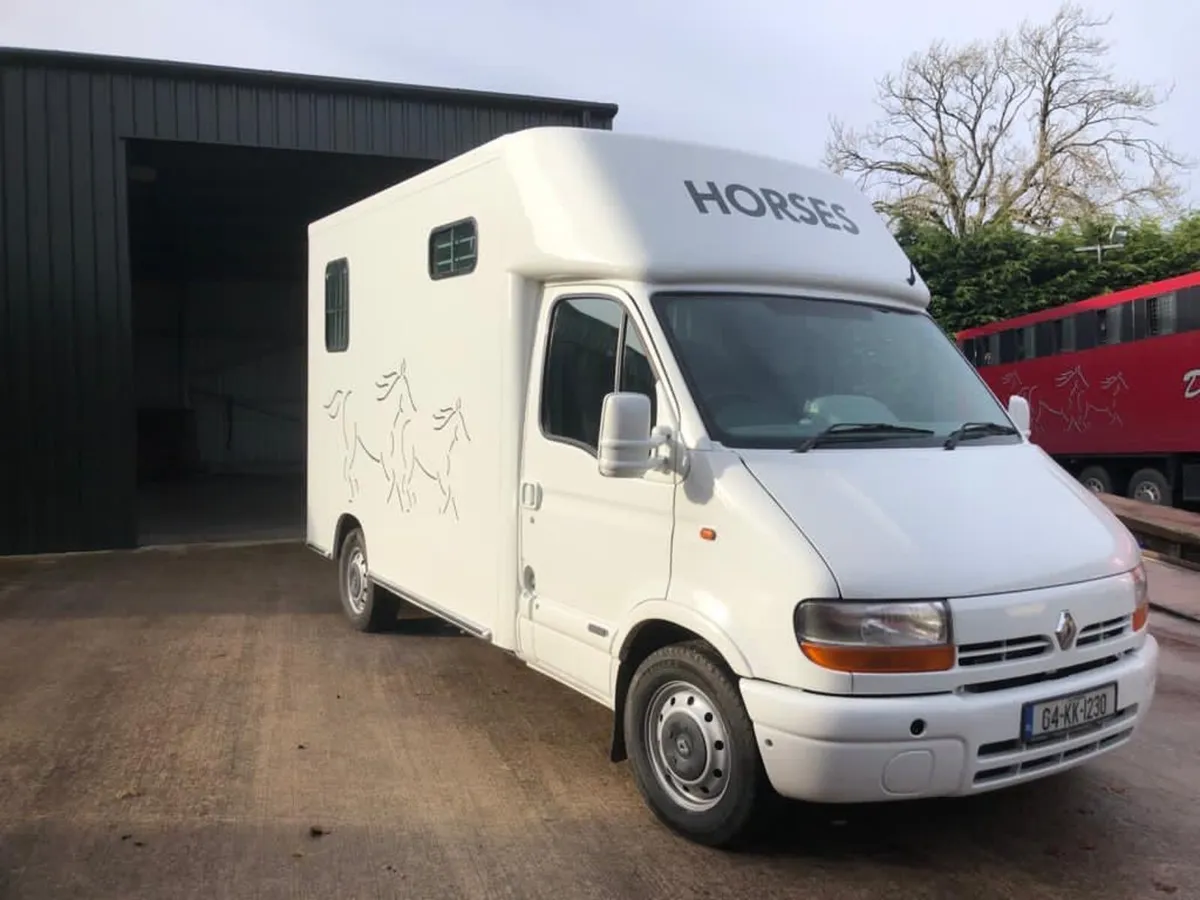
1132;562;1150;632
793;600;955;673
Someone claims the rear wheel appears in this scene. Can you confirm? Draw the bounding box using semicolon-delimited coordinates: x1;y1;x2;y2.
623;641;769;849
1127;467;1172;507
337;526;399;632
1077;465;1113;495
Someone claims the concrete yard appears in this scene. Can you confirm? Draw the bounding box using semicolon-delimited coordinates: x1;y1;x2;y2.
1;545;1198;899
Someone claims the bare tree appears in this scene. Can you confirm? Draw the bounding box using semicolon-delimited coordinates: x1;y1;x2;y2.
824;3;1189;236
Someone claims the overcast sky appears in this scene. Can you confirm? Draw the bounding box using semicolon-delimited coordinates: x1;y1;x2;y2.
4;0;1198;205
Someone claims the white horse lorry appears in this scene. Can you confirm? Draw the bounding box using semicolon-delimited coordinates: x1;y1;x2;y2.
305;126;1159;847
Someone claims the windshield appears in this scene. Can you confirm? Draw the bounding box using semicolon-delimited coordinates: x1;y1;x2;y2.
650;291;1017;450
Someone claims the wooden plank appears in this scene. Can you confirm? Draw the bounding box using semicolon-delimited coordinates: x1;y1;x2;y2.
1098;494;1200;566
1142;549;1200;574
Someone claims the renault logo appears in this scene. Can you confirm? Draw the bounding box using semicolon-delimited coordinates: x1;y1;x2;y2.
1054;610;1078;650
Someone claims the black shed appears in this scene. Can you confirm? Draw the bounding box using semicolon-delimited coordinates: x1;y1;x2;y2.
0;48;618;556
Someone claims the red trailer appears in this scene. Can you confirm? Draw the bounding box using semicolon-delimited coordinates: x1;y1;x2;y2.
956;271;1200;508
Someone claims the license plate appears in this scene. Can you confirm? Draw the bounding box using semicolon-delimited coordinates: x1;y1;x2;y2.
1021;683;1118;741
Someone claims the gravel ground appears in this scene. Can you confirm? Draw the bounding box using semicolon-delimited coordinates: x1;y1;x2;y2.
1;542;1197;900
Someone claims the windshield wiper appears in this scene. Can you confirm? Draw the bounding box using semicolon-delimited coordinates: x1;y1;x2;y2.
943;421;1020;450
793;422;935;453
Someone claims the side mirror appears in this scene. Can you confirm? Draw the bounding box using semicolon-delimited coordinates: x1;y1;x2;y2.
598;392;667;477
1007;394;1031;438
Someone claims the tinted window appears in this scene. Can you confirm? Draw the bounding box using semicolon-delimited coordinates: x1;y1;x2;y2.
985;334;999;365
1118;301;1133;342
428;219;477;279
1019;326;1035;360
998;329;1018;364
1073;310;1098;350
975;337;991;365
1059;315;1076;352
960;337;986;367
652;292;1013;450
540;297;659;452
541;297;620;451
324;258;349;353
1181;287;1200;332
620;321;658;426
1133;297;1149;339
1035;321;1057;357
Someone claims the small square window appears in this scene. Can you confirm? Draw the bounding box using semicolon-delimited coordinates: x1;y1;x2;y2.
429;219;478;280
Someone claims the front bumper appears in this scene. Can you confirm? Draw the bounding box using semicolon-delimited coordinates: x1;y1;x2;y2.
739;635;1159;803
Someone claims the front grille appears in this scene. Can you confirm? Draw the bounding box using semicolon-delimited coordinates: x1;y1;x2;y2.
961;654;1125;694
958;635;1051;667
1077;614;1132;647
954;612;1135;693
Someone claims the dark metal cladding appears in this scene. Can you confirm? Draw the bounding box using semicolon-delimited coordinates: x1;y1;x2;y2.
0;47;618;556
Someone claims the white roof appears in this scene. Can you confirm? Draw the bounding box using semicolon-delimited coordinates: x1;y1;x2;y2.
322;127;931;309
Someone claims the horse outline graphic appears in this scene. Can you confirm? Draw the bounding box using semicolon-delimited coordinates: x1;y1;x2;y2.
397;399;472;519
1000;366;1127;434
321;360;472;520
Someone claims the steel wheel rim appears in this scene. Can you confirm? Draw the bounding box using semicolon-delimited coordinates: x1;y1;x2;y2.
644;679;731;812
1082;477;1105;493
346;546;369;615
1133;482;1162;504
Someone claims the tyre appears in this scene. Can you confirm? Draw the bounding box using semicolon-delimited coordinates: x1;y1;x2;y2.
1077;465;1113;495
1127;467;1172;507
623;640;769;849
337;526;399;632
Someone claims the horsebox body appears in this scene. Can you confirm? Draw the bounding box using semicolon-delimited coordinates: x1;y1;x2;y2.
303;124;931;651
303;127;1158;849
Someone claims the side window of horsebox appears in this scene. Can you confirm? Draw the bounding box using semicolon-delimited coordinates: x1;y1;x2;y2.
998;329;1018;364
1146;293;1177;336
1073;309;1098;350
325;258;350;353
1176;287;1200;332
959;338;980;366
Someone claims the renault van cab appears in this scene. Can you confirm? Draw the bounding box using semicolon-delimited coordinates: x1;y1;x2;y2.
305;126;1159;848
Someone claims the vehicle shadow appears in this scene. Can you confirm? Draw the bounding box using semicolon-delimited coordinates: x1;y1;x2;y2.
742;770;1128;880
391;604;470;638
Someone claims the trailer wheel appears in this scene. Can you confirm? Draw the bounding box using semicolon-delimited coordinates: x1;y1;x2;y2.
1077;465;1113;495
337;526;398;632
623;641;769;849
1127;468;1172;507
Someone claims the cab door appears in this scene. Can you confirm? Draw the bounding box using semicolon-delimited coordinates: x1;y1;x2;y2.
517;286;677;703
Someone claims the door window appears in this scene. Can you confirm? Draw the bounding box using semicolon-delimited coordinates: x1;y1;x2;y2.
619;321;659;426
540;296;659;453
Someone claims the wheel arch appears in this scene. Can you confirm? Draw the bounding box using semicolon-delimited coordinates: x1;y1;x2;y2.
334;512;363;557
608;605;751;763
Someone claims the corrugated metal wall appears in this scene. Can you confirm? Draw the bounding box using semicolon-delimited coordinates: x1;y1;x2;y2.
0;49;617;555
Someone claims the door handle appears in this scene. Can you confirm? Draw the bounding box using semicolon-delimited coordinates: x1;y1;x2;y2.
520;482;543;510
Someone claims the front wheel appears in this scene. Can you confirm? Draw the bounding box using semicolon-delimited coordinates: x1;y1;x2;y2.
623;641;770;848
